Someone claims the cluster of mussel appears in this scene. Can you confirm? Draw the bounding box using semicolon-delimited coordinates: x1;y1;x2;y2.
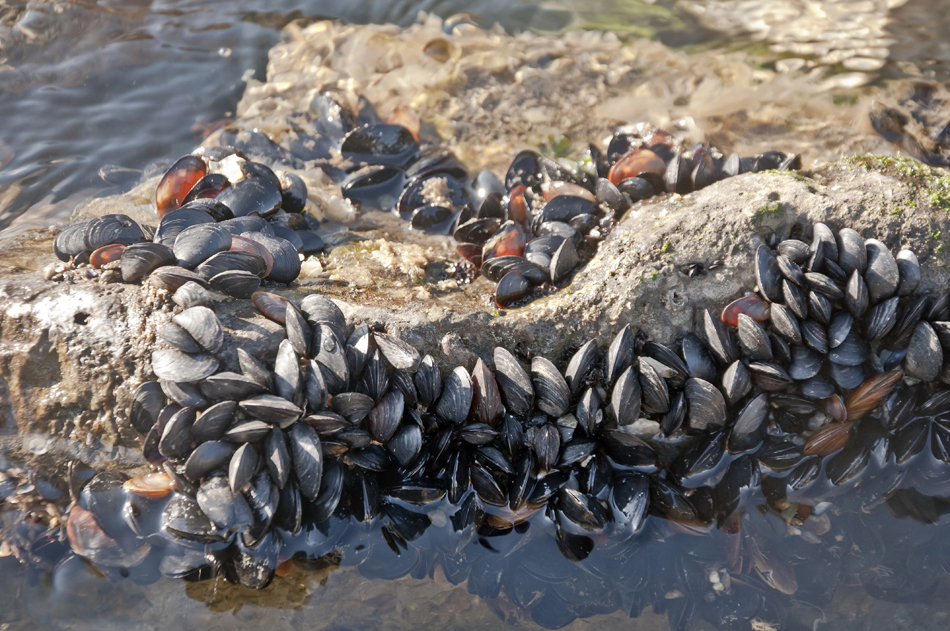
49;217;950;629
336;103;803;306
51;146;323;293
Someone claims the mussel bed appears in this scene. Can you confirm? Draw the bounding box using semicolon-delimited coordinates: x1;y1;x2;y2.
28;220;950;630
27;91;950;630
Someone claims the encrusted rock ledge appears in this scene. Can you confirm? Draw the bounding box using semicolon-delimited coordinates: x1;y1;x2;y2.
2;157;950;459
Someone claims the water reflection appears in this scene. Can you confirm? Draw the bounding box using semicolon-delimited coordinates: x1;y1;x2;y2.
5;483;950;631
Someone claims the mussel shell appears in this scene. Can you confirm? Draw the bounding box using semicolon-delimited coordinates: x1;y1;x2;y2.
129;381;166;435
755;245;783;303
532;357;570;418
494;347;533;417
172;306;223;354
685;378;727;430
864;296;899;342
368;389;405;443
242;232;300;284
83;214;144;251
435;366;473;425
564;339;599;397
158;406;197;457
153;207;214;247
151;350;218;383
209;270;261;299
414;354;442;408
239;394;303;426
865;238;899;304
896;249;921;297
770;303;802;345
192;400;237;442
341;123;418;167
148;266;209;293
216;176;283;217
173;223;232;270
374;332;421;373
54;221;91;261
836;228;867;276
610;366;641;426
161;495;219;543
120;242;176;283
196;475;252;531
737;313;773;362
550;237;579;284
200;372;266;402
195;250;267;281
905;321;943;382
682;332;717;382
481;255;546;284
173;281;213;310
471;357;503;427
184;441;237;483
331;392;375;424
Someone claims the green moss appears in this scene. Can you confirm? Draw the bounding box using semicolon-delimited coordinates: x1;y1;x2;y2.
926;175;950;212
833;95;859;106
844;155;950;214
753;201;785;221
649;271;659;280
575;0;689;40
844;154;933;181
660;240;671;253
